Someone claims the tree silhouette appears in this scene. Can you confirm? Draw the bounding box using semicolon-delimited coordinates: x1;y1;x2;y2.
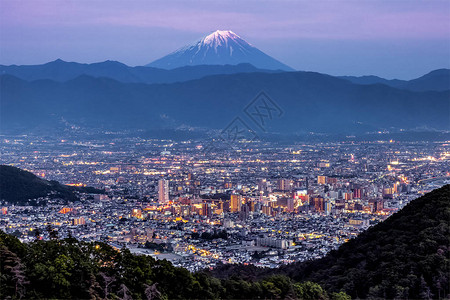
117;283;132;300
99;272;115;300
144;283;161;300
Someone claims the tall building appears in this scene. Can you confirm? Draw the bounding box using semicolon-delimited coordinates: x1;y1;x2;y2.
72;217;85;225
287;198;295;212
353;188;362;199
239;203;250;220
312;197;325;212
230;194;241;212
202;203;212;217
158;179;169;203
277;179;292;191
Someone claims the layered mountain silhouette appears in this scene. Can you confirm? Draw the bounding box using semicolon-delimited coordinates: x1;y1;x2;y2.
1;60;448;92
0;60;278;84
1;31;449;137
341;68;450;92
1;71;448;135
146;30;294;71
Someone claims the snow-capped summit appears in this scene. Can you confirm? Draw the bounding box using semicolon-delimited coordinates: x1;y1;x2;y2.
146;30;294;71
201;30;246;49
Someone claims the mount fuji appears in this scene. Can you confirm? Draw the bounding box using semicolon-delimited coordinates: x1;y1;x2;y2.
146;30;294;71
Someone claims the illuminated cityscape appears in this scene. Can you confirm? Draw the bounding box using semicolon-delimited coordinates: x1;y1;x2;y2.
1;1;449;297
1;135;448;271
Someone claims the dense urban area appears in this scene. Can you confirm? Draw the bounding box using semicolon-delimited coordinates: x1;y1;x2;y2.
1;134;449;272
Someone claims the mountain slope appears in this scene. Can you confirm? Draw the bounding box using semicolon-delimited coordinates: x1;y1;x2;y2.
339;75;405;88
341;68;450;92
147;30;294;71
1;72;449;135
0;60;277;84
208;185;450;299
0;165;103;204
402;69;450;92
281;184;450;298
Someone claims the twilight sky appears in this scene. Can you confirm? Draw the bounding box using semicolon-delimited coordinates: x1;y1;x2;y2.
1;0;449;79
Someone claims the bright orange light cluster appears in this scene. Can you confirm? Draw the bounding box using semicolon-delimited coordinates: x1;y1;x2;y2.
66;183;86;187
59;207;73;214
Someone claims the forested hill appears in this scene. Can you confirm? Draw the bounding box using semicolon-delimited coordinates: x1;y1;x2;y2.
284;184;450;299
0;231;346;299
211;185;450;299
0;165;103;204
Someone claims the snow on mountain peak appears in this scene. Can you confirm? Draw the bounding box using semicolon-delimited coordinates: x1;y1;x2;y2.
203;30;239;44
146;30;294;71
199;30;249;51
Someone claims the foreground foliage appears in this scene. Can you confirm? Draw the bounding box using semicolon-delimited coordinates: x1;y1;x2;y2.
284;184;450;299
1;231;346;299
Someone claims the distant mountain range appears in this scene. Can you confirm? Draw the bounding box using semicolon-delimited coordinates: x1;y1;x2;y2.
1;60;448;93
0;165;103;204
1;31;449;138
1;70;448;135
341;68;450;92
146;30;294;71
0;60;279;84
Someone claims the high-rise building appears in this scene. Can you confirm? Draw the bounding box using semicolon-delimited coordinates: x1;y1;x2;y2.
202;203;212;217
239;203;250;220
353;188;362;199
277;179;292;191
287;198;295;212
158;179;169;203
72;217;85;226
230;194;241;212
344;192;353;201
312;197;325;212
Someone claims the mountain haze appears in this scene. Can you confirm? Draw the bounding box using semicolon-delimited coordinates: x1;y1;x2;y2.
1;71;448;135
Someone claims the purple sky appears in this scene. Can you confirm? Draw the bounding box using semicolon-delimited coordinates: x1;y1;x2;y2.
1;0;449;79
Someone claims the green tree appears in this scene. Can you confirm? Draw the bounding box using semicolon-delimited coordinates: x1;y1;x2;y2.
294;281;328;300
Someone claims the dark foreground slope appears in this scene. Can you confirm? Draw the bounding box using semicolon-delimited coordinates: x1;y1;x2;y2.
285;185;450;299
0;165;103;204
211;185;450;299
0;231;345;300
